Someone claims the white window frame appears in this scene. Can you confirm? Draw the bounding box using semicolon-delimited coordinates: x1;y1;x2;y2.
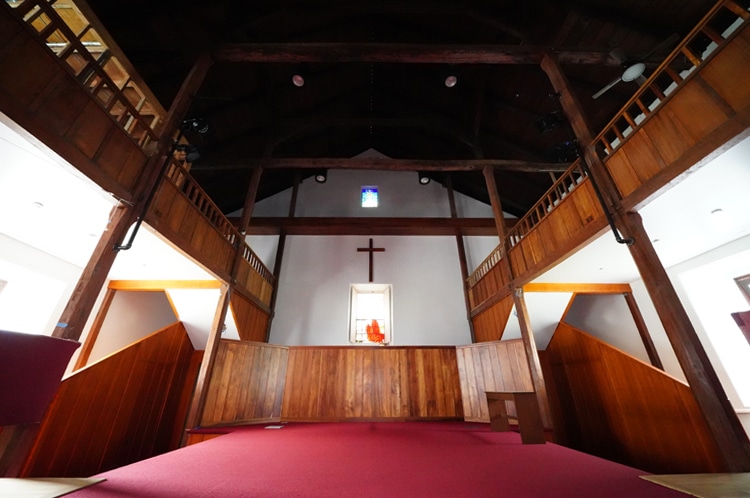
348;283;392;345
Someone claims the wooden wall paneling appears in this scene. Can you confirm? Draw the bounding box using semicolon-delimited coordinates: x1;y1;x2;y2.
666;78;733;142
700;28;750;111
282;347;461;422
456;340;534;423
605;151;641;198
200;341;289;426
22;323;193;477
545;322;725;473
471;294;513;343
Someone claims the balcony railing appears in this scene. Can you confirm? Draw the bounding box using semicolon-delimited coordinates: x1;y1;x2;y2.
594;0;750;157
466;0;750;294
5;0;165;148
164;160;276;288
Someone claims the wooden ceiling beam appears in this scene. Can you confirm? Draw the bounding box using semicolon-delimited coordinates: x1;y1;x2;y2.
192;157;570;173
237;217;513;236
214;43;621;65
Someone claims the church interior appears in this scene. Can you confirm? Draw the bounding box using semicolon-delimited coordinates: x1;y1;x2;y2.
1;0;750;495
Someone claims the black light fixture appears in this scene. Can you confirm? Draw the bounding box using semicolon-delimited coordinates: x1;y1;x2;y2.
534;111;565;134
181;117;210;135
418;171;431;185
314;169;327;183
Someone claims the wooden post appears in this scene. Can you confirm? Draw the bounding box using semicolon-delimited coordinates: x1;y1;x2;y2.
52;53;214;342
446;175;476;342
482;165;508;242
512;288;553;429
619;212;750;470
541;53;750;471
183;284;230;432
266;173;301;341
623;291;664;370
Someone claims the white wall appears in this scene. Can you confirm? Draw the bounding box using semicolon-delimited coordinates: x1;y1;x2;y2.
0;233;82;336
631;234;750;412
563;294;651;363
87;290;177;364
269;235;471;345
244;168;499;346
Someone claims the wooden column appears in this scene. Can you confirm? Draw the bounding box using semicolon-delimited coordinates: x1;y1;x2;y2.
52;53;214;342
541;53;750;471
482;165;508;242
265;173;300;341
186;155;266;431
512;288;552;429
623;292;664;370
619;212;750;470
447;175;476;342
183;284;230;432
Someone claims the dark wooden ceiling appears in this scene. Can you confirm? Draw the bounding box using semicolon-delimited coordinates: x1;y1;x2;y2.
83;0;718;217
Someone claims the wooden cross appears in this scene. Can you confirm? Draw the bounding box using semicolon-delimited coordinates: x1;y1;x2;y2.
357;238;385;282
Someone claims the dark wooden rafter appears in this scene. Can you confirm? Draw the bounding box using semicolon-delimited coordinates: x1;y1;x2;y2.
276;117;477;151
192;157;570;172
238;216;510;236
214;43;624;65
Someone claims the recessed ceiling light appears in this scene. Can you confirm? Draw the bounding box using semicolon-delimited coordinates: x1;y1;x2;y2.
444;75;458;88
292;74;305;87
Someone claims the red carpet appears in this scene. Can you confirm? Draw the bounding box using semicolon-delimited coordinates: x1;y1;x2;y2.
69;422;686;497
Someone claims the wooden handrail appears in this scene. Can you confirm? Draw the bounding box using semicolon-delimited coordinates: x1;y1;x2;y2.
163;160;276;287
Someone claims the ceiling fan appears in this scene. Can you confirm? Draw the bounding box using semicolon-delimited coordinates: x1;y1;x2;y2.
592;33;680;99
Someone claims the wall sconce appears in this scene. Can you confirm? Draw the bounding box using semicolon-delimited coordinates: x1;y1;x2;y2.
418;171;431;185
314;169;327;183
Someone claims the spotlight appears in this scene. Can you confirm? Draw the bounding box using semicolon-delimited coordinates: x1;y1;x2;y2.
181;117;210;135
418;172;431;185
444;75;458;88
292;74;305;87
314;169;327;183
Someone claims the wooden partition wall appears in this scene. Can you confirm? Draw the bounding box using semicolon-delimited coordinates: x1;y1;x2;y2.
282;346;463;421
230;291;271;342
455;340;534;423
201;341;288;426
22;322;195;477
471;295;514;343
543;322;725;473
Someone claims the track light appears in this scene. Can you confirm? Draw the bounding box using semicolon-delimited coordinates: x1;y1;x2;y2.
418;172;431;185
314;169;327;183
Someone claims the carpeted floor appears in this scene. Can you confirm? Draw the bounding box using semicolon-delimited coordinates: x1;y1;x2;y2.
68;422;688;497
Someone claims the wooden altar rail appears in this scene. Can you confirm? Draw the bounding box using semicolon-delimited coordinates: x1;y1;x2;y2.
200;341;288;427
21;322;196;478
455;340;534;423
148;160;275;305
282;346;463;421
4;0;164;148
543;322;726;473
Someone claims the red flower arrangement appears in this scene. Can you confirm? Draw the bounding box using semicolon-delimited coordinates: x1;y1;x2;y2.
366;319;385;343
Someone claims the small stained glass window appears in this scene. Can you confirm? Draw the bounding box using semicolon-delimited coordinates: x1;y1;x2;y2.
361;186;378;208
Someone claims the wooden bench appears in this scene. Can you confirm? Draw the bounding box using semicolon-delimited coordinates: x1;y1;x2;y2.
485;391;545;444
